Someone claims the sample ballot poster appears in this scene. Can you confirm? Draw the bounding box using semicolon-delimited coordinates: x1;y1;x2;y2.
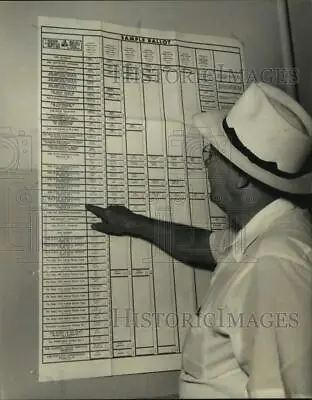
38;16;244;381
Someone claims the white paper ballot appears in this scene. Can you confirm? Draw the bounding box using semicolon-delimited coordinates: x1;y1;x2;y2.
38;15;244;381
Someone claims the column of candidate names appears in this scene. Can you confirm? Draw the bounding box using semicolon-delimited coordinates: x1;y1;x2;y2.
40;26;243;364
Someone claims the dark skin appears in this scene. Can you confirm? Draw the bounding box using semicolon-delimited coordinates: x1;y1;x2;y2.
85;203;217;271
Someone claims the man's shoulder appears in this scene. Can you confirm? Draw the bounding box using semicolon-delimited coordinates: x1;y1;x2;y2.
256;208;312;263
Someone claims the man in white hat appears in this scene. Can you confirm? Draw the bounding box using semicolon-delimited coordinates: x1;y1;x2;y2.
86;82;312;398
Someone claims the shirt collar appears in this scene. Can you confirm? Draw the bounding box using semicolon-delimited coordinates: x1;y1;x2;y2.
229;198;296;261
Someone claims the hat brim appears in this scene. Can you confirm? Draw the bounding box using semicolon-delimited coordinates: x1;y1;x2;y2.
192;110;312;194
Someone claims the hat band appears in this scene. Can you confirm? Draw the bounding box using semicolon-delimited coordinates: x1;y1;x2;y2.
222;118;309;179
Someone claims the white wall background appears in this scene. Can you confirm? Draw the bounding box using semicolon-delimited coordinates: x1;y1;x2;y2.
0;0;307;398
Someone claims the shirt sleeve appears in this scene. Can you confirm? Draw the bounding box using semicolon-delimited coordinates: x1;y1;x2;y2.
239;254;312;398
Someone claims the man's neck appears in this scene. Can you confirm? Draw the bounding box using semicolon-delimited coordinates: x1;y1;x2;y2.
229;197;276;230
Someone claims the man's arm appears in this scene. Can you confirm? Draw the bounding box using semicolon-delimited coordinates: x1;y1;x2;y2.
86;204;217;271
130;213;216;271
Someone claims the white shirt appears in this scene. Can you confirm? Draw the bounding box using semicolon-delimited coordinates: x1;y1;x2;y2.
179;199;312;398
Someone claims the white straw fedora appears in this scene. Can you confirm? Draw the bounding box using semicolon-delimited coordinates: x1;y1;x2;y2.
192;82;312;194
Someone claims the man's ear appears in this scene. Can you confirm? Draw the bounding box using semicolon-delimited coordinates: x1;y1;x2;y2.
235;172;250;189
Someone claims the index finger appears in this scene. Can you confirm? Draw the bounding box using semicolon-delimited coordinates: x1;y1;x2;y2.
85;204;106;219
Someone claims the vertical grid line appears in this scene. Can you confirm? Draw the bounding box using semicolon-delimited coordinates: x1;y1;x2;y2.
159;45;180;353
120;41;136;357
82;36;91;359
139;41;159;355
